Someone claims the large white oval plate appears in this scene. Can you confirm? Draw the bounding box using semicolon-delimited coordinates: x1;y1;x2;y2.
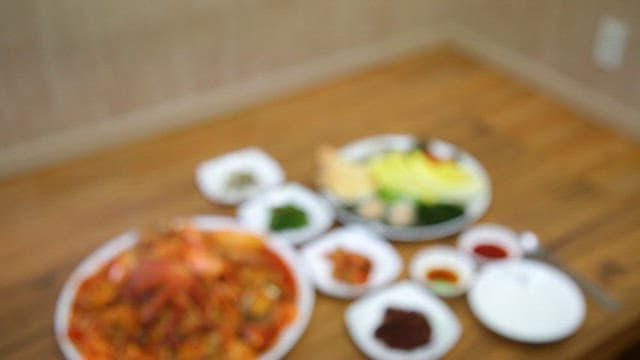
468;259;585;343
325;134;492;241
54;215;315;360
345;281;461;360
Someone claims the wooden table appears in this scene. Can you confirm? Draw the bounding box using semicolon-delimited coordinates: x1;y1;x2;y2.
1;47;639;359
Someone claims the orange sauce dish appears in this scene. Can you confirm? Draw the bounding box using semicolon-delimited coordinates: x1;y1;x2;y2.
68;225;297;359
425;268;459;284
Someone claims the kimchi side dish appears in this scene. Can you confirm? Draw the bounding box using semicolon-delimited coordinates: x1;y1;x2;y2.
66;225;297;359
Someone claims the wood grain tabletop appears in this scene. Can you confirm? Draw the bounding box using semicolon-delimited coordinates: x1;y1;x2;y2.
1;46;639;359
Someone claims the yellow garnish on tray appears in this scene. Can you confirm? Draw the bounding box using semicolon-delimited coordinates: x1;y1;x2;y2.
368;150;482;204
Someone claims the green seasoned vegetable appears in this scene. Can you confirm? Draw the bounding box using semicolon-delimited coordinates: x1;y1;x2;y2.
269;204;308;231
415;203;464;225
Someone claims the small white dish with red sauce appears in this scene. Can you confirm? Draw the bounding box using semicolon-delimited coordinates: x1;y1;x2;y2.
409;246;475;298
457;223;523;264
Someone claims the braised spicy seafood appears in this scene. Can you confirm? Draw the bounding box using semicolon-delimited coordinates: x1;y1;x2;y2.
67;225;297;359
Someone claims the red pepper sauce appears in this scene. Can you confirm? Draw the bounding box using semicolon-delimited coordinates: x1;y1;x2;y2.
473;243;508;259
425;268;459;284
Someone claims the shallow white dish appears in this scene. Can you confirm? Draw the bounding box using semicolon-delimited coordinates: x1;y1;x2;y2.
238;183;335;245
325;134;491;241
195;147;284;205
301;225;402;299
468;259;585;343
54;215;315;360
409;246;475;297
345;281;461;360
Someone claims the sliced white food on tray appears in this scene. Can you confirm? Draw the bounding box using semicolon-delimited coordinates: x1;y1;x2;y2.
195;147;284;205
468;259;586;343
345;281;461;360
409;246;475;298
301;225;402;299
238;183;335;245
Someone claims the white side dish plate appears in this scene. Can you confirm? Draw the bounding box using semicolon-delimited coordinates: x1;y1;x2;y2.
195;147;285;205
238;183;335;245
301;225;402;299
345;281;461;360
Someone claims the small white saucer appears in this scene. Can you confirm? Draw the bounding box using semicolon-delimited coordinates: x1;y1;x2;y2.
468;259;586;343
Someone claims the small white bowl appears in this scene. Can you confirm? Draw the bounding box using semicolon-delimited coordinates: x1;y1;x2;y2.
301;225;402;299
409;246;475;297
457;223;523;264
195;147;284;205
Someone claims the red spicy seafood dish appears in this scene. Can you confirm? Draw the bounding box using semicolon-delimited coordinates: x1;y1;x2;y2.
64;224;298;359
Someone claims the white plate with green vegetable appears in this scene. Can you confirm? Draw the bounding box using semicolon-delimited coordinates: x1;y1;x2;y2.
317;134;491;241
238;183;335;245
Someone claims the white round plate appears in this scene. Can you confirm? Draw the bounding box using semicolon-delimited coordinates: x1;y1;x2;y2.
468;259;585;343
195;147;285;205
301;225;402;299
54;215;315;360
238;183;335;245
326;134;491;241
345;281;461;360
409;246;475;297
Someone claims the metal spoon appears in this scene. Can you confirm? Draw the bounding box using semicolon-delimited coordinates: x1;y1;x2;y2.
519;231;619;312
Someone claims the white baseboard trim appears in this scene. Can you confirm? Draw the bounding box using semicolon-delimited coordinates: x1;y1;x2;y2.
0;25;448;179
447;24;640;141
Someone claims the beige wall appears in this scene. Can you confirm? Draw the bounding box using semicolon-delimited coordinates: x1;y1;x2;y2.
450;0;640;114
1;1;638;177
0;0;451;148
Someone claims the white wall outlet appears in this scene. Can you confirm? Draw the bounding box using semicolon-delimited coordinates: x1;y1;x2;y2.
592;16;630;71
